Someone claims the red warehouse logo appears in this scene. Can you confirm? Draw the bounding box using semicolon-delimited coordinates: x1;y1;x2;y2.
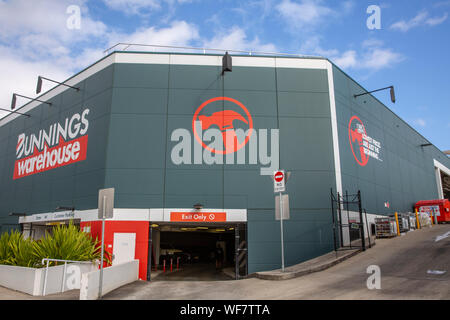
171;96;279;176
348;115;382;166
192;96;253;154
13;109;90;179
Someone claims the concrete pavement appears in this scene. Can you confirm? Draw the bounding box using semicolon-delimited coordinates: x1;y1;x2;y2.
0;286;79;300
255;248;361;280
103;224;449;300
153;263;232;281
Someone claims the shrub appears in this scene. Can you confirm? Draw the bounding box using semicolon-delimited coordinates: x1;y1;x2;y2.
33;222;103;267
0;231;39;267
0;222;109;268
0;231;15;265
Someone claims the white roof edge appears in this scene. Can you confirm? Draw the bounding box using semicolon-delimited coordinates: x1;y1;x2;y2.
434;159;450;176
0;52;327;128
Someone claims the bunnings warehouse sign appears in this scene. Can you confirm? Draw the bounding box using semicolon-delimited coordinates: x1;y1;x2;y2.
13;109;90;179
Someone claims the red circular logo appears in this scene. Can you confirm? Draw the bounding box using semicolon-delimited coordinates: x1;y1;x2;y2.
192;97;253;154
348;115;368;166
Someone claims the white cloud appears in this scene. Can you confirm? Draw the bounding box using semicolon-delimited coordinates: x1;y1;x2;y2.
275;0;355;33
390;10;448;32
413;118;427;127
0;0;107;43
102;0;194;15
203;26;276;53
333;50;357;69
276;0;334;30
426;13;448;26
102;0;161;15
362;47;403;70
0;46;71;116
301;38;403;71
116;21;199;46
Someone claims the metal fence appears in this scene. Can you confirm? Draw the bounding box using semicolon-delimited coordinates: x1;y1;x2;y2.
330;189;367;252
41;258;95;296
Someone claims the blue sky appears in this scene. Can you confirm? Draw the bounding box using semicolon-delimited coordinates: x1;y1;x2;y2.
0;0;449;151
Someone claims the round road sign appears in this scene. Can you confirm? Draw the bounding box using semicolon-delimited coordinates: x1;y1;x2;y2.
274;171;284;182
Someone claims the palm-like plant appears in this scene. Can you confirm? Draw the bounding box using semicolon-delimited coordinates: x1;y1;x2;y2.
33;222;108;267
0;222;110;268
0;231;39;267
0;231;15;265
8;235;39;267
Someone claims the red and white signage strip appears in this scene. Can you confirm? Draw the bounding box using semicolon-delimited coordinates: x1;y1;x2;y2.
170;212;226;222
14;135;88;179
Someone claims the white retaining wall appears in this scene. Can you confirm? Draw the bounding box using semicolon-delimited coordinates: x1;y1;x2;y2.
36;262;97;296
0;265;39;295
0;262;97;296
80;260;139;300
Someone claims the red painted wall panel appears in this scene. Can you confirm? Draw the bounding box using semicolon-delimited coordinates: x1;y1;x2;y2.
81;220;149;280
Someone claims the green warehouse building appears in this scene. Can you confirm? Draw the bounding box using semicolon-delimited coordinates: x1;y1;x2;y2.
0;50;449;280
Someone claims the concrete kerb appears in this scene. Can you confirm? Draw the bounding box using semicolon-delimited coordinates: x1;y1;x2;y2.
254;249;361;281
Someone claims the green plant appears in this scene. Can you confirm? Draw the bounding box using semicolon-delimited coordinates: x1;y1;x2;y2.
8;234;39;267
0;223;110;268
33;222;108;267
0;231;39;267
0;231;15;265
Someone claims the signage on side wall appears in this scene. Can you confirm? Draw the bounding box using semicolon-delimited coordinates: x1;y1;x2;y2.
348;115;383;166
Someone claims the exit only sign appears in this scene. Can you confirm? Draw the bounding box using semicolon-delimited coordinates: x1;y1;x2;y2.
170;212;226;222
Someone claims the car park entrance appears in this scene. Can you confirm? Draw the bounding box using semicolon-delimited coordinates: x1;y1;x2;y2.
148;222;247;281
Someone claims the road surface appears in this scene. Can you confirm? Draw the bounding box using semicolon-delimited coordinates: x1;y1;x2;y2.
104;224;450;300
0;224;448;300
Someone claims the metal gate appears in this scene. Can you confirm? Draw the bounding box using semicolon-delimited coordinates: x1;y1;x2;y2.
234;223;247;279
330;189;366;251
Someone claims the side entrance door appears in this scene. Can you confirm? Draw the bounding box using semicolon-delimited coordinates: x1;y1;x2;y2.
112;233;136;265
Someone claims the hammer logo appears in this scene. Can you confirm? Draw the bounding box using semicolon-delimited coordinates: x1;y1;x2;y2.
193;97;253;154
348;115;369;166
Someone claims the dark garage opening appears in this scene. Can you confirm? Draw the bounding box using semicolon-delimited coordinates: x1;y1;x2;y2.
152;223;246;281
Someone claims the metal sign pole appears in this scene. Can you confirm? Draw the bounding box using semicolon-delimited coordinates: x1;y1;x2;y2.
99;195;106;298
279;191;285;272
235;225;240;280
